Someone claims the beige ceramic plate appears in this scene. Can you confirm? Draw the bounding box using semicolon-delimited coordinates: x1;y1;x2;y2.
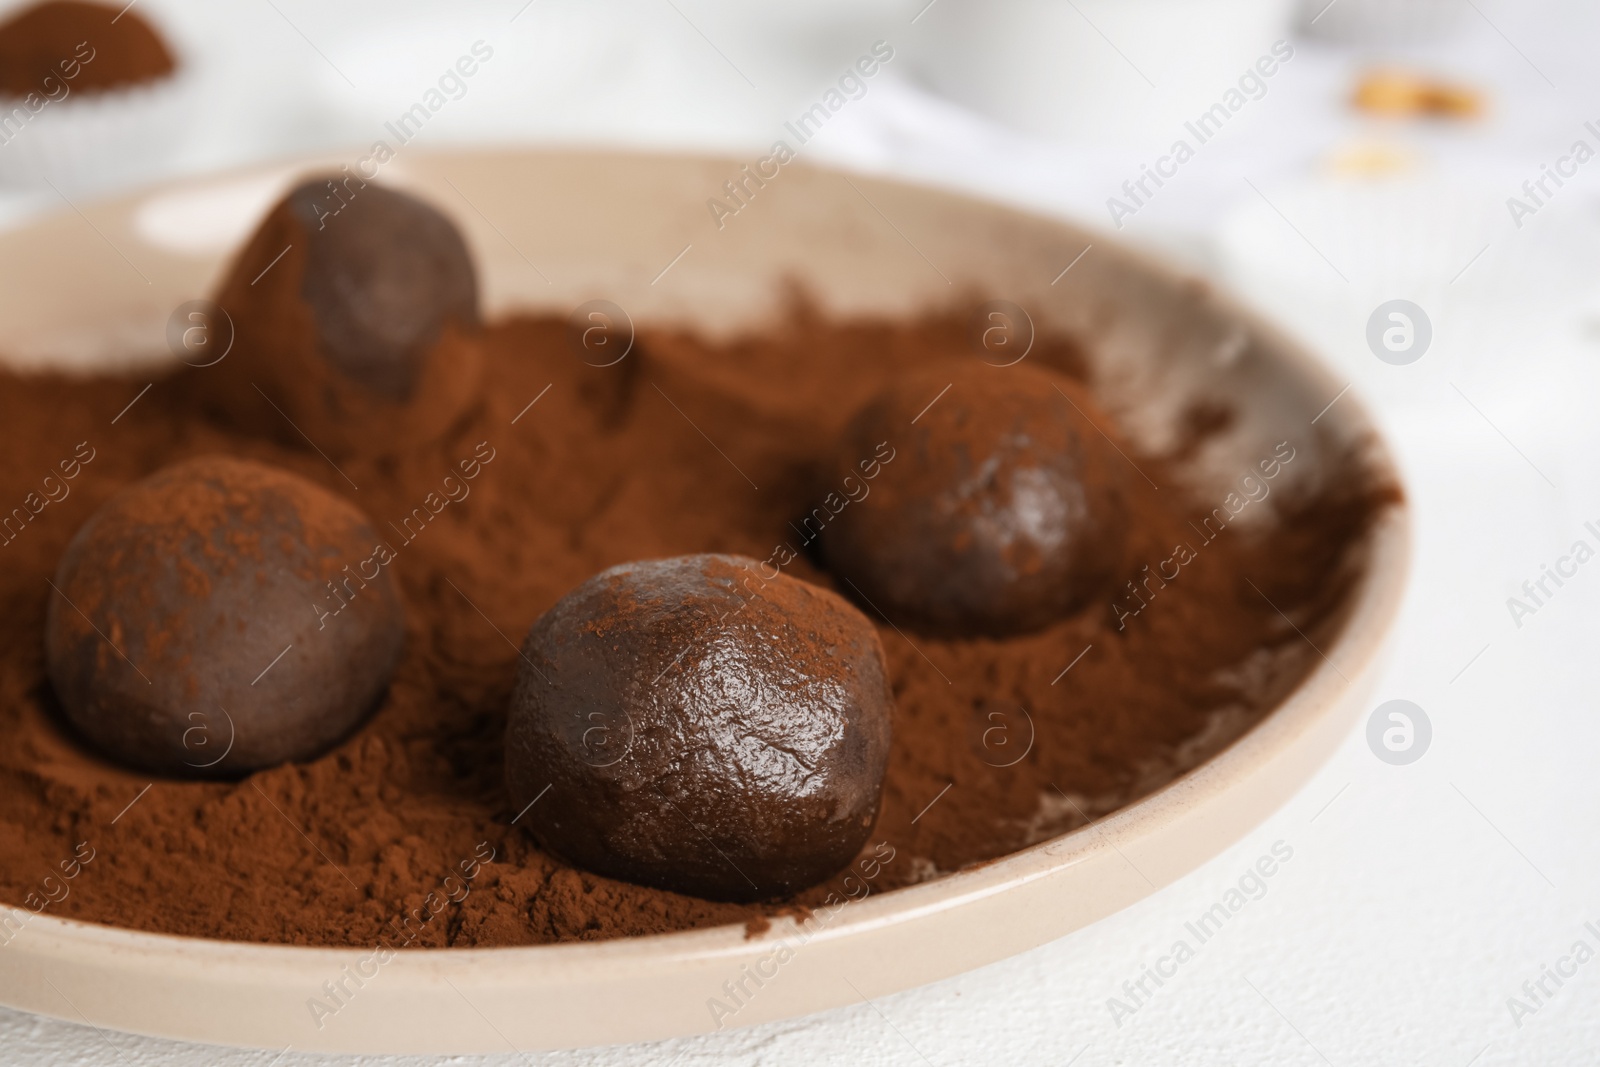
0;150;1408;1054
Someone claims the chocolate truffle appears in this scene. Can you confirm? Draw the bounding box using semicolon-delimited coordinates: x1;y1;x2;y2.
0;1;175;96
818;364;1128;636
506;554;893;901
195;178;483;456
45;456;404;777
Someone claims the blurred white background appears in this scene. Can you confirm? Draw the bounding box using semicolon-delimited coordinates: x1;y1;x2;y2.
1;0;1598;1063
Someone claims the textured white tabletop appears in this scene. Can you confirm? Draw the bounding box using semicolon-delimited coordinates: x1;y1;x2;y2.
1;0;1596;1063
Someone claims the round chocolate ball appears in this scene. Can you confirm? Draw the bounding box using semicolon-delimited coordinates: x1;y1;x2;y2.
819;364;1128;636
288;179;479;400
45;456;404;777
196;177;483;454
505;554;893;901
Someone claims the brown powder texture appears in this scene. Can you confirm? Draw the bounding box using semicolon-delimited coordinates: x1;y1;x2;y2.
0;305;1397;946
0;0;175;96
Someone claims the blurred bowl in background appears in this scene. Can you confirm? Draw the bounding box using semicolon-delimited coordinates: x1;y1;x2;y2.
1295;0;1467;44
910;0;1292;146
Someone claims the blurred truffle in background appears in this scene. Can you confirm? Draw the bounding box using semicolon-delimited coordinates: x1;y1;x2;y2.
191;176;485;457
0;0;194;192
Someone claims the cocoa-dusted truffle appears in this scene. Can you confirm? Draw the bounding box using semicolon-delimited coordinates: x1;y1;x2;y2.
505;554;893;901
819;363;1128;636
0;0;175;96
194;178;483;455
45;456;404;777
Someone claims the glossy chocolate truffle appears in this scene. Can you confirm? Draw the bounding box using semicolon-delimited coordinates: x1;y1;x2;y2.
505;554;893;901
196;178;483;455
819;364;1128;636
45;456;404;777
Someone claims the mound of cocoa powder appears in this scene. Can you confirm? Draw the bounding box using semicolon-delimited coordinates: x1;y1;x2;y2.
0;0;175;97
0;304;1397;946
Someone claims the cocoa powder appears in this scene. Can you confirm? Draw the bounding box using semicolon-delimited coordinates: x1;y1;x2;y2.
0;305;1397;946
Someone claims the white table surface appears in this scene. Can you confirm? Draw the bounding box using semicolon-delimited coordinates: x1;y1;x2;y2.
1;1;1597;1063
